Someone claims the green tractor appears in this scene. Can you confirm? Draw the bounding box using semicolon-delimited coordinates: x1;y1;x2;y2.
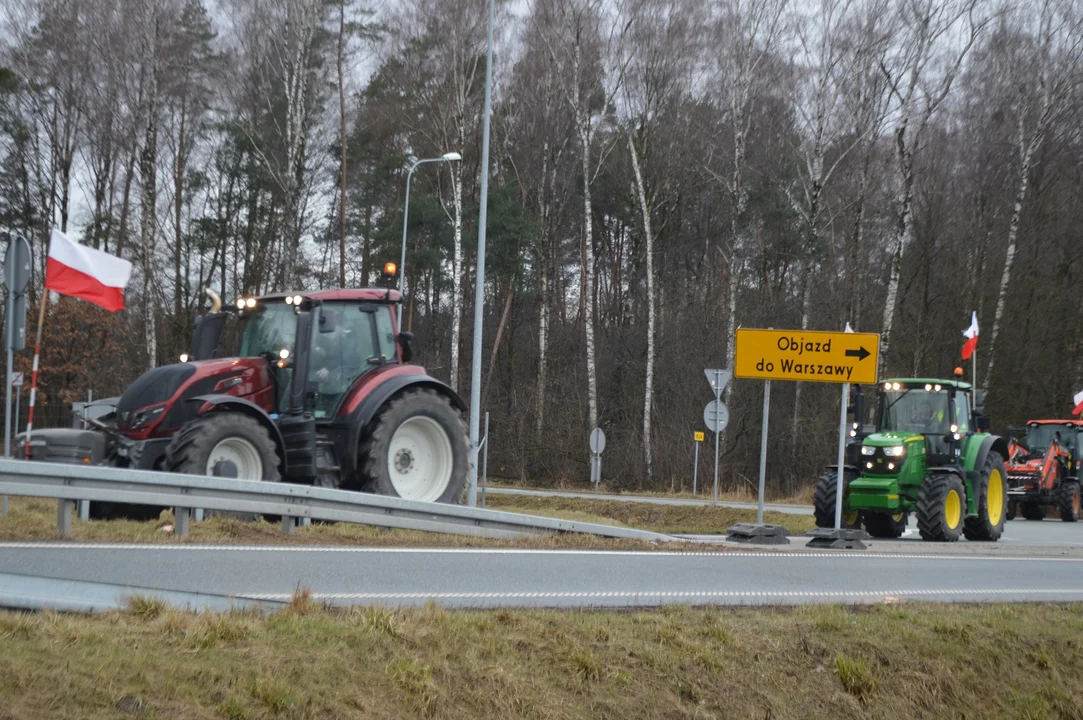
814;378;1009;542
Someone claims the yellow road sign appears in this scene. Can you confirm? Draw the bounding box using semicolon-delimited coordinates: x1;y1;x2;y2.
735;328;880;385
694;431;705;442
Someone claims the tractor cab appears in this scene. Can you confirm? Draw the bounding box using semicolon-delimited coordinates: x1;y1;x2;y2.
814;377;1009;542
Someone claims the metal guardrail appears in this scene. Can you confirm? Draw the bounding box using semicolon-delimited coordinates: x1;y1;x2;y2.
0;458;677;543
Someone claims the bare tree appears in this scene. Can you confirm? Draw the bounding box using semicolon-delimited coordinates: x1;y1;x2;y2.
877;0;986;375
983;0;1083;391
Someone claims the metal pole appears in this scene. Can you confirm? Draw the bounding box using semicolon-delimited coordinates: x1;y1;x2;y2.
397;164;415;329
481;411;489;508
466;0;495;508
757;380;771;524
693;440;699;495
712;369;722;504
972;349;977;390
4;244;14;458
834;382;850;530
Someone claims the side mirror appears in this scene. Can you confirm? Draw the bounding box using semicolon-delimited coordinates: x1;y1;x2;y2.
318;309;338;333
398;331;414;363
973;389;985;415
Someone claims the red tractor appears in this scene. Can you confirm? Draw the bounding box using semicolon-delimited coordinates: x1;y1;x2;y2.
1004;420;1082;522
22;282;469;516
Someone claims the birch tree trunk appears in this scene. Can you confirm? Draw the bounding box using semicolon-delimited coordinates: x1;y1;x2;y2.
140;11;160;370
628;134;655;478
449;158;464;392
878;134;914;378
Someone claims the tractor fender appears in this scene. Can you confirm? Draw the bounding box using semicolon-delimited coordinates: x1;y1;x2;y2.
340;374;466;480
189;394;288;474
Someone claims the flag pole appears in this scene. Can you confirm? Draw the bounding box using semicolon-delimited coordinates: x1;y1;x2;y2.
972;347;977;391
23;292;47;460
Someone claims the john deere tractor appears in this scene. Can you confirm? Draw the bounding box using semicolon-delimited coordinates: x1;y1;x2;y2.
814;378;1009;542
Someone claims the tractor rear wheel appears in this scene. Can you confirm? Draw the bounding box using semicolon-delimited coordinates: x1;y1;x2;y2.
864;512;908;539
963;451;1008;542
359;388;468;503
917;473;966;542
1058;481;1081;522
813;471;861;529
1020;502;1045;521
164;412;281;520
1006;501;1017;521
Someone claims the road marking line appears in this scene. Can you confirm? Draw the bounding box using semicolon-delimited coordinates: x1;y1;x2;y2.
1;542;1081;562
242;588;1083;601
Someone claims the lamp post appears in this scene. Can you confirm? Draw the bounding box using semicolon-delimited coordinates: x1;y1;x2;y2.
398;152;461;327
466;0;495;508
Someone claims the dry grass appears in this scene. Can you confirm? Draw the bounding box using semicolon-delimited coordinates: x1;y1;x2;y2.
0;495;815;549
487;494;817;535
0;601;1080;719
488;477;817;505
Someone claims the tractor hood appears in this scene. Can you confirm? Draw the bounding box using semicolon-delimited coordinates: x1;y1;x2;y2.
115;357;271;435
863;431;921;446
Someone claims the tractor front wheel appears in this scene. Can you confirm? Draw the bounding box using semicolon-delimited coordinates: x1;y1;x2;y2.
813;471;861;529
164;412;282;520
917;473;966;542
864;512;908;539
963;451;1008;542
1058;481;1081;522
359;389;468;503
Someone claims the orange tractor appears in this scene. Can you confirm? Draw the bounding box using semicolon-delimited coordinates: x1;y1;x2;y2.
1005;420;1082;522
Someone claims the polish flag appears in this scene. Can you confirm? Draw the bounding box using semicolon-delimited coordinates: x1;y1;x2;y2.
961;312;979;360
45;228;132;311
1073;390;1083;416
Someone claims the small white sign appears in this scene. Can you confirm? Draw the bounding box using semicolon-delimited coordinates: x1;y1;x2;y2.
11;372;23;387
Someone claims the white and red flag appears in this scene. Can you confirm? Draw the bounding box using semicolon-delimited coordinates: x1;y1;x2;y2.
961;311;979;360
45;228;132;311
1073;390;1083;416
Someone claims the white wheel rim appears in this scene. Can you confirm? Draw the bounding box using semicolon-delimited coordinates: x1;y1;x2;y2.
206;437;264;480
388;416;453;502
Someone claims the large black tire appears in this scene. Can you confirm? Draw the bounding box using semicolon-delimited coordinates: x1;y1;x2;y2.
164;412;281;520
813;471;861;529
358;389;469;504
1005;501;1017;521
963;451;1008;542
1058;481;1081;522
864;512;908;539
1020;502;1045;521
917;473;966;542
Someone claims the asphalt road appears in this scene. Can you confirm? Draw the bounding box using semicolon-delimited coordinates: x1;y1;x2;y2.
2;542;1082;611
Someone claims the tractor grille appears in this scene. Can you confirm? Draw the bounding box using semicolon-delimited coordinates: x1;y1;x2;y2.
115;364;196;428
862;447;902;475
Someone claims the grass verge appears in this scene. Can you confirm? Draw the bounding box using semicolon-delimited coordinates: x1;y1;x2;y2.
0;601;1080;719
0;496;814;549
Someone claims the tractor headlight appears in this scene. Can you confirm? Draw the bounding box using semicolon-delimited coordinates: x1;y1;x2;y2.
129;403;167;430
861;445;876;455
884;446;907;457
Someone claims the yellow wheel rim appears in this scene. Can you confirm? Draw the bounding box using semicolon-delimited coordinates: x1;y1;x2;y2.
987;469;1004;525
844;511;860;526
945;489;962;530
892;513;904;523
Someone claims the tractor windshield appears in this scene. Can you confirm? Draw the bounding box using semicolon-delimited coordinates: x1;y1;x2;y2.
1026;424;1076;452
879;389;951;435
238;302;297;359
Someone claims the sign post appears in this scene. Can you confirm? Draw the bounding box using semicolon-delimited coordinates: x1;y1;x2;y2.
693;431;704;494
3;234;31;520
703;369;731;505
726;326;880;546
589;428;606;489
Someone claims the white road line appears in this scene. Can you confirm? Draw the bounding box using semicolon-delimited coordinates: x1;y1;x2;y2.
1;542;1081;562
242;587;1083;601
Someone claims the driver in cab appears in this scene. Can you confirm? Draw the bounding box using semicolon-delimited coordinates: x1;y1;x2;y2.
910;397;946;432
311;320;362;396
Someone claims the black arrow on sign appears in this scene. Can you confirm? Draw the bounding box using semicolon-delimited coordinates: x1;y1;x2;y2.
845;346;871;361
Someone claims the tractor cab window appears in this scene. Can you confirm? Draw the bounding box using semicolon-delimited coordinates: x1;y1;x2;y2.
375;307;398;362
953;391;970;435
1026;424;1072;452
879;388;950;435
238;302;296;359
309;303;380;419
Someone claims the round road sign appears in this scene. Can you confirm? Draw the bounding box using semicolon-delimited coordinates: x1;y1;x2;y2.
589;427;607;454
703;400;729;432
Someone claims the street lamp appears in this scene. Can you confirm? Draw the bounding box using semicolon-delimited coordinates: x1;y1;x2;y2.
466;0;495;507
397;152;462;327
